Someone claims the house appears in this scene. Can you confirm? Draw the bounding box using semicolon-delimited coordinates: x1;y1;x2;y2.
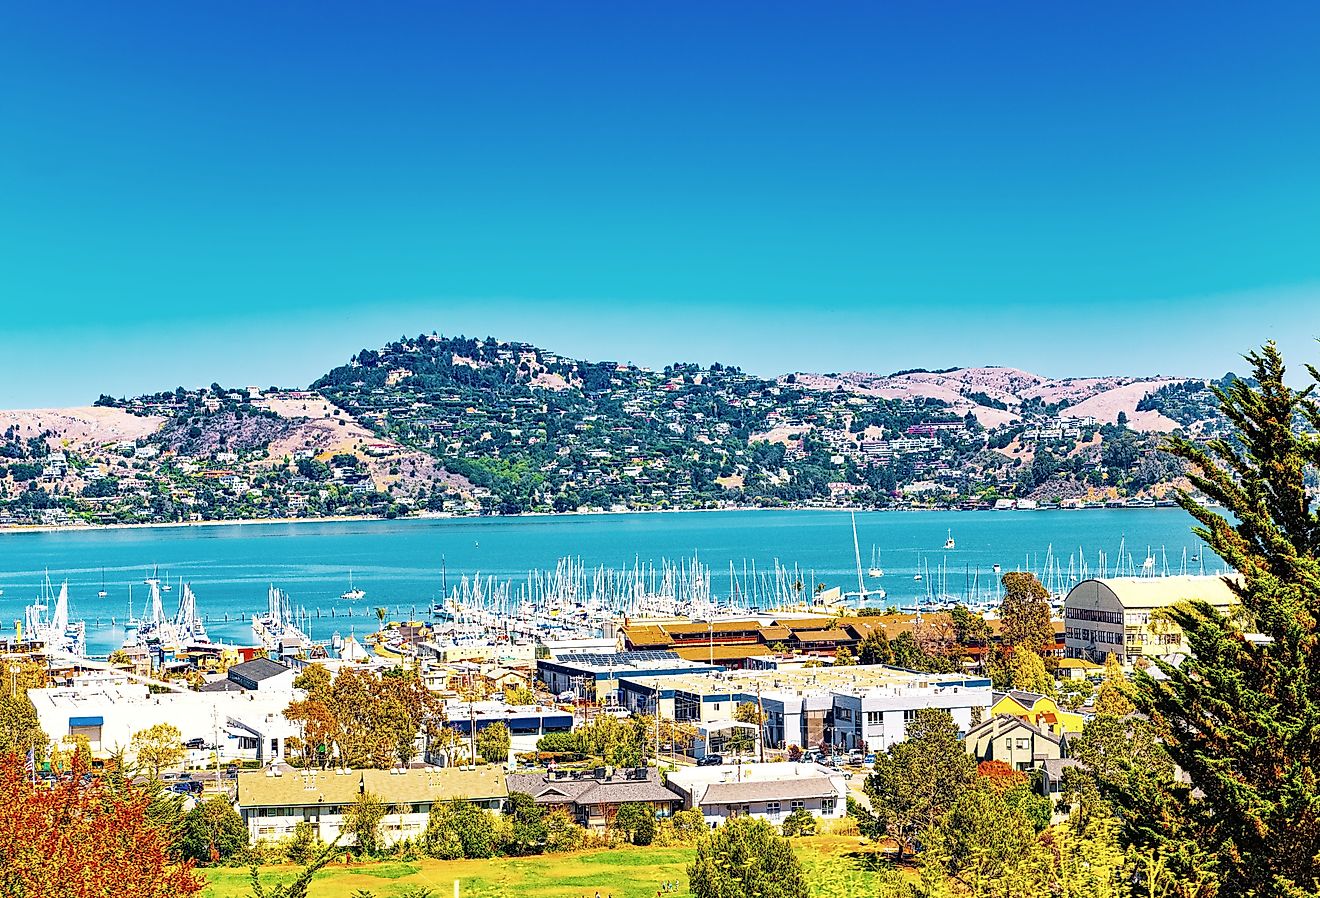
665;763;849;826
963;714;1070;771
1055;658;1104;680
1039;757;1083;802
991;690;1085;734
237;764;507;845
504;767;681;831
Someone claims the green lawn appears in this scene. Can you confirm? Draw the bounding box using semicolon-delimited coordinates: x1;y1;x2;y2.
204;837;894;898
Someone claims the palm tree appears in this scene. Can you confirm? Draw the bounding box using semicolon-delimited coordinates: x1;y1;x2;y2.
375;607;387;631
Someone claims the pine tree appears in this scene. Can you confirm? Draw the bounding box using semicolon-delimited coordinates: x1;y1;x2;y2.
1123;343;1320;897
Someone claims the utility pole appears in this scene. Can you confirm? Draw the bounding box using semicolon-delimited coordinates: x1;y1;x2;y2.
654;684;661;762
756;681;766;763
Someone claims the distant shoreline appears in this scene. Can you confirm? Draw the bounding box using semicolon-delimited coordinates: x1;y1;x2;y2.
0;503;1185;537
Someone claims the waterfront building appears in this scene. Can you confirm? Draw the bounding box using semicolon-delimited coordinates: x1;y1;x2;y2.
1062;575;1240;664
619;664;992;752
665;762;849;827
237;764;506;845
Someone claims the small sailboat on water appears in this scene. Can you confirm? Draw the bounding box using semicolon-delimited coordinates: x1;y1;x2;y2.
341;570;365;601
944;529;956;550
867;545;884;578
98;567;108;598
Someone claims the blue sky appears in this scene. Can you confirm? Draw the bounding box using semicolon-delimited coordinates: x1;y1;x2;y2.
3;2;1319;407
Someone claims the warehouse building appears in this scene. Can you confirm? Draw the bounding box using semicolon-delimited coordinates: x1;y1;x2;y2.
1062;575;1240;664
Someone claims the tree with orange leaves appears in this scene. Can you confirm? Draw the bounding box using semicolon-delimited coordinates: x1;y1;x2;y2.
0;753;203;898
976;759;1028;794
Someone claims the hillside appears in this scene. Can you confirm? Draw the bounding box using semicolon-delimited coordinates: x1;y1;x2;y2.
789;367;1190;431
0;333;1235;527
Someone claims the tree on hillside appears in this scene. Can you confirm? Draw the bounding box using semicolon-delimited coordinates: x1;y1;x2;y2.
918;787;1047;895
858;708;976;859
1118;343;1320;896
0;755;204;897
689;816;809;898
998;571;1054;653
132;723;185;780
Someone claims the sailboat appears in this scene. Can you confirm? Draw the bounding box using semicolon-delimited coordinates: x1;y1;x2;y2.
98;567;108;598
914;554;923;582
867;545;884;578
341;570;365;601
944;529;956;550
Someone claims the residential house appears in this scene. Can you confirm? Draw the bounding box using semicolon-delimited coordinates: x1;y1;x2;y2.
991;690;1085;734
665;763;849;827
963;714;1070;771
504;767;681;831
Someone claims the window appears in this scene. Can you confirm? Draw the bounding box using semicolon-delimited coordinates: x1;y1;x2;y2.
766;801;781;818
865;711;882;726
790;800;805;812
1015;738;1030;750
821;798;836;815
835;707;852;721
1065;608;1122;625
903;710;919;723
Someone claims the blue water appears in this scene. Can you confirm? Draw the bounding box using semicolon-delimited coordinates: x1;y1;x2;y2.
0;508;1213;655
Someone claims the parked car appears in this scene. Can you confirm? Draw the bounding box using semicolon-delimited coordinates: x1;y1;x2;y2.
848;750;866;765
697;753;724;767
601;705;631;719
863;753;876;766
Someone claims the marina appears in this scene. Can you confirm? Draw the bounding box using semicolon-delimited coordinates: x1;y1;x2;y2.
0;507;1219;657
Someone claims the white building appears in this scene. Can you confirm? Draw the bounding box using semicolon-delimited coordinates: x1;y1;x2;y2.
29;676;301;766
620;665;992;753
236;764;507;845
665;762;849;827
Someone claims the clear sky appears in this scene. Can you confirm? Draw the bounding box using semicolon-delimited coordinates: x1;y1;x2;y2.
3;2;1319;407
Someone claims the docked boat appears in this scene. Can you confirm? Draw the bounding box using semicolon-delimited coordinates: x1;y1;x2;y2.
24;574;86;656
253;585;314;656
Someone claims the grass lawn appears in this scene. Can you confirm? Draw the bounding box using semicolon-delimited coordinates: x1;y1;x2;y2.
204;836;894;898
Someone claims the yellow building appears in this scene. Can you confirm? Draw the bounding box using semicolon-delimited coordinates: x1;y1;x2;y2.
991;690;1085;734
1063;575;1240;666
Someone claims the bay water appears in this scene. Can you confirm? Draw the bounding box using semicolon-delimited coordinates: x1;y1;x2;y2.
0;508;1215;655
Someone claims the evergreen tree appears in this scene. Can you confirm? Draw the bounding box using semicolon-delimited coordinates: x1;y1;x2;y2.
1121;343;1320;897
998;572;1054;653
859;708;976;859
